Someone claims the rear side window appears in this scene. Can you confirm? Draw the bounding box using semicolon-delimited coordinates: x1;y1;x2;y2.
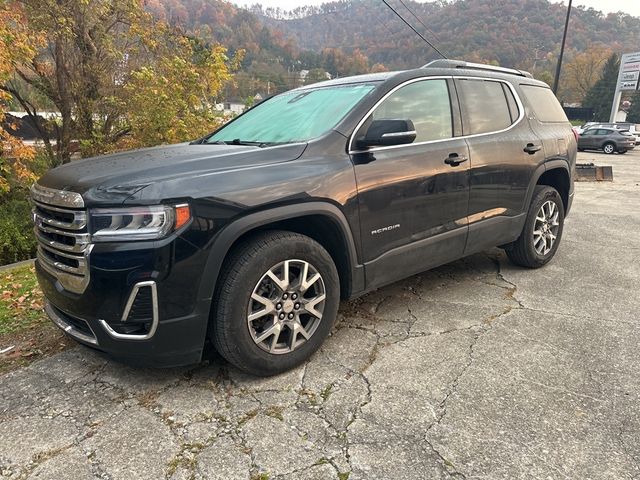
520;85;568;123
456;79;513;135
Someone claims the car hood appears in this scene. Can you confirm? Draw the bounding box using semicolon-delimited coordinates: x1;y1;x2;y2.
37;142;307;205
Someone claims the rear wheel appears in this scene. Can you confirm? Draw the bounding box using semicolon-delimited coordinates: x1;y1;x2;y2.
504;186;565;268
211;230;340;376
603;142;615;154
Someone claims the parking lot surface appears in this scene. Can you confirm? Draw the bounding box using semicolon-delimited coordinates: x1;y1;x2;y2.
1;151;640;480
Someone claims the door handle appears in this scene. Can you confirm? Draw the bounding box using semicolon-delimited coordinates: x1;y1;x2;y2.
524;143;542;154
444;153;468;167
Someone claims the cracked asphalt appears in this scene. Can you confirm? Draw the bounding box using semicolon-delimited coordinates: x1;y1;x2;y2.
2;151;640;480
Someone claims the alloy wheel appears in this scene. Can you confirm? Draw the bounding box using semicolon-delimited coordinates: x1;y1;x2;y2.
247;259;326;354
533;200;560;256
603;144;615;154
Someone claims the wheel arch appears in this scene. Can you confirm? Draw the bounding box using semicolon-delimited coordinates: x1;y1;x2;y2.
536;164;570;212
523;161;570;213
197;203;364;308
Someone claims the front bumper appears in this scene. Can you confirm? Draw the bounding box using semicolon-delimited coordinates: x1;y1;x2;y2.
36;237;213;367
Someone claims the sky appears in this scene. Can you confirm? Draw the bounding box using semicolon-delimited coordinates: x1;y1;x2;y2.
235;0;640;17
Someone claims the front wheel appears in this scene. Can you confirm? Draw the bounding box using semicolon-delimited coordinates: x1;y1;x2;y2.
211;230;340;376
603;142;615;154
504;186;565;268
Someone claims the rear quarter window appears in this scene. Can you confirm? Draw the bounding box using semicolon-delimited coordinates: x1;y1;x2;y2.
520;85;568;123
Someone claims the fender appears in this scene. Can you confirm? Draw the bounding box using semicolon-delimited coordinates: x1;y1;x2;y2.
522;159;571;213
196;202;365;305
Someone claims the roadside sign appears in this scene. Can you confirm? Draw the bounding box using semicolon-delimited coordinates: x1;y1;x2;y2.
619;54;640;91
610;52;640;121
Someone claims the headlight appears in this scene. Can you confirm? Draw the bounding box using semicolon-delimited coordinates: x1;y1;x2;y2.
89;204;191;242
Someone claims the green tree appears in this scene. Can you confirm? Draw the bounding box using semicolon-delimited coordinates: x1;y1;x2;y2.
582;53;620;121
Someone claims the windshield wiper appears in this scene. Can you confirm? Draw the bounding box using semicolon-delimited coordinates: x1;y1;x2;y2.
222;139;283;148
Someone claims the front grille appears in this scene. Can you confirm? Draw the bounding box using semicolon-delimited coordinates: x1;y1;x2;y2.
31;184;91;294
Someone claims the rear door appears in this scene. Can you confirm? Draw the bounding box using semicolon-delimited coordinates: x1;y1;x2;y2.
455;77;543;254
351;77;470;290
579;129;597;149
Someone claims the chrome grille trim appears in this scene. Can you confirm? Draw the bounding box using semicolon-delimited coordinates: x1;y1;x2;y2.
99;281;159;341
31;183;91;294
30;183;84;208
34;224;91;253
33;199;87;230
45;301;98;345
37;244;88;275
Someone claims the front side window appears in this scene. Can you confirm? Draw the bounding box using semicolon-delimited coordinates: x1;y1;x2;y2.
207;84;376;145
370;79;453;143
457;79;513;135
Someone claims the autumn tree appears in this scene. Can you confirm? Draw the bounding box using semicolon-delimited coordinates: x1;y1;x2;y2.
2;0;149;164
0;1;44;263
563;47;613;103
0;1;40;194
2;0;241;164
122;32;243;148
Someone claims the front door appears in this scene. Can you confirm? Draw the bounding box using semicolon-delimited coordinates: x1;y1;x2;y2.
350;78;470;290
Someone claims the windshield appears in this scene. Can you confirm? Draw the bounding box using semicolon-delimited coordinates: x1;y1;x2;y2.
206;84;376;145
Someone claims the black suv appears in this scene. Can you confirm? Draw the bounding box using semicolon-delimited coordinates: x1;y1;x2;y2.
32;60;575;376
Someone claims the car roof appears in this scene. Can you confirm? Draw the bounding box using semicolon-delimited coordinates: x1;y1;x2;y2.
296;64;549;91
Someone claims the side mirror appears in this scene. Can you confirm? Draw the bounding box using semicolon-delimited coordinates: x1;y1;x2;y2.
356;119;417;149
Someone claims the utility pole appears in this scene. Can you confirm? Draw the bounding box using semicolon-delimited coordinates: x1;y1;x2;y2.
553;0;572;95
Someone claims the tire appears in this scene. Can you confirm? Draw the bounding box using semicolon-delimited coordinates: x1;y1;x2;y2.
504;186;565;268
211;230;340;376
603;142;615;154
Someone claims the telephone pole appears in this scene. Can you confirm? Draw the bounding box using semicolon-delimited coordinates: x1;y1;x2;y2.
553;0;572;94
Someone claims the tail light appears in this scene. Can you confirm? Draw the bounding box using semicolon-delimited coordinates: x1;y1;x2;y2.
572;128;579;143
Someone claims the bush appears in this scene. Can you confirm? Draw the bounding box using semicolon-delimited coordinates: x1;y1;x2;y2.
0;194;36;265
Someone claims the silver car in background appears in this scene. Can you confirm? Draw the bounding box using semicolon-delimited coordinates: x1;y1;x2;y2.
577;127;636;154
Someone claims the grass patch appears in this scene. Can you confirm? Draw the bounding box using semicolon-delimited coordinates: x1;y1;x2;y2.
0;262;71;374
0;263;44;334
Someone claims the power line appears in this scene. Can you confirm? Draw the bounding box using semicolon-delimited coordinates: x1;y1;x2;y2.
395;0;441;43
381;0;447;59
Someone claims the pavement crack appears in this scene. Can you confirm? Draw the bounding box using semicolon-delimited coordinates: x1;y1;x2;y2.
486;253;525;309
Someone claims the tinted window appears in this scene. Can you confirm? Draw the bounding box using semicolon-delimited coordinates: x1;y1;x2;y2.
596;129;611;136
520;85;568;123
457;79;512;135
371;79;452;142
502;84;520;123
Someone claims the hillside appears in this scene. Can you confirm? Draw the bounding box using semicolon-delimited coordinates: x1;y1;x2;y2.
261;0;640;70
149;0;640;96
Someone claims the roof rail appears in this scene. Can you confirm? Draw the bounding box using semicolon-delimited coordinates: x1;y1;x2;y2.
422;59;533;79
